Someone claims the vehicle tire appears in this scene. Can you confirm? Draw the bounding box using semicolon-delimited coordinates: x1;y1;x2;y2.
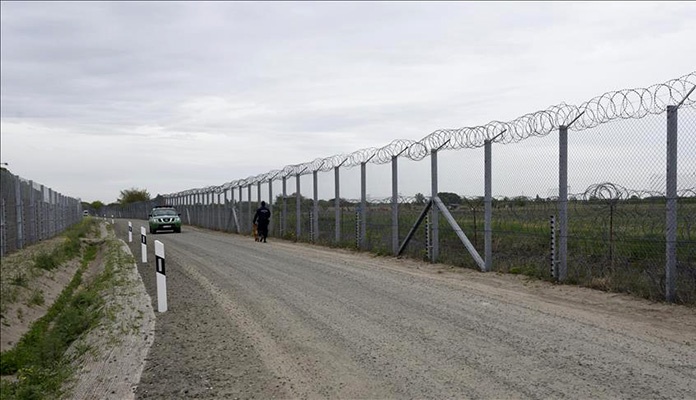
150;227;156;234
174;227;181;233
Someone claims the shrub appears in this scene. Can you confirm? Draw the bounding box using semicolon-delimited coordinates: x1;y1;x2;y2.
11;274;28;287
28;291;45;307
34;252;58;271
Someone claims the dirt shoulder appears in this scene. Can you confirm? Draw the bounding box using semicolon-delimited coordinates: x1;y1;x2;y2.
2;237;70;352
4;220;695;399
120;223;696;399
0;222;156;400
63;236;156;400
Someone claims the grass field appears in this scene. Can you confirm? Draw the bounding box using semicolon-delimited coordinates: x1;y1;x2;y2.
269;197;695;304
109;197;695;304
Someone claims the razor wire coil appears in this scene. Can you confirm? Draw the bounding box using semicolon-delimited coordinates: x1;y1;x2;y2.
166;72;696;198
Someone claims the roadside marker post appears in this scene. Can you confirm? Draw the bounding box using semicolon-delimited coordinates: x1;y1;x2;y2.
128;221;133;243
111;215;114;224
550;215;556;280
155;240;168;312
141;226;147;263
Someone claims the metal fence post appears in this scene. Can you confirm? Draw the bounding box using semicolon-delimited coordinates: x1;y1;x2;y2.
52;190;56;236
204;192;208;226
392;156;399;255
62;194;67;231
313;169;319;242
268;178;274;235
296;174;302;240
238;186;243;232
51;190;60;237
194;196;198;226
209;191;214;229
217;192;222;230
191;193;200;226
430;149;439;263
666;105;678;302
257;182;262;207
28;180;36;245
201;193;206;228
484;140;492;272
558;125;568;282
247;185;252;233
15;174;24;250
360;162;367;250
335;166;341;243
224;189;231;232
55;191;60;232
57;194;62;232
39;185;44;240
282;176;287;237
201;192;206;228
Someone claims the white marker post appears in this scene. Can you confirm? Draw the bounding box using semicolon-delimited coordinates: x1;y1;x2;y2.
141;226;147;263
154;240;168;312
128;221;133;243
111;215;114;224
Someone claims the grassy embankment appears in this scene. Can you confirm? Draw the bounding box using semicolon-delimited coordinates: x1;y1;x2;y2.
0;219;136;399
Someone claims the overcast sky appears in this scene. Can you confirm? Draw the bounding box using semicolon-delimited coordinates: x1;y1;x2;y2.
1;1;695;204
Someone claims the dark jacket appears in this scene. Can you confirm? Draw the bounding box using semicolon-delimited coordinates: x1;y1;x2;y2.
253;205;271;226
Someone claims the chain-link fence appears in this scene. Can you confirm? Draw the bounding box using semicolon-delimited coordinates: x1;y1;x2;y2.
0;169;83;257
104;73;696;304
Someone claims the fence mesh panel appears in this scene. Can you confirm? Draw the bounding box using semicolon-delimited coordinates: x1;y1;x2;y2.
0;169;82;257
99;75;695;303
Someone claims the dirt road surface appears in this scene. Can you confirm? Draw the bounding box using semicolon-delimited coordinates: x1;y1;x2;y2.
114;220;696;399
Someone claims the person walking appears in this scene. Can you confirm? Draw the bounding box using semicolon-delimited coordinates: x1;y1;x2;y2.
253;201;271;242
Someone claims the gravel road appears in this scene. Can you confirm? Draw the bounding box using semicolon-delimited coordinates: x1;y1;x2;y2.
115;220;696;399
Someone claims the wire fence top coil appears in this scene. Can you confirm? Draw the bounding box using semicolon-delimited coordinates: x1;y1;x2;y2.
165;72;696;198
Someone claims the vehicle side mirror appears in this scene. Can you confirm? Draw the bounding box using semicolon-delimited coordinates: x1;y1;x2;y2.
148;214;152;217
178;213;181;216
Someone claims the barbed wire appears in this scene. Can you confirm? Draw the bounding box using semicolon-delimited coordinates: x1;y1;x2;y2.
167;72;696;198
279;181;693;207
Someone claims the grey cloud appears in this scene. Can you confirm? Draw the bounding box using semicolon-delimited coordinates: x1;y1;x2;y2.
1;1;695;202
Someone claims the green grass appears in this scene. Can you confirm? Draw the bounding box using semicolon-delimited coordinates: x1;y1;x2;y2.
0;230;139;400
0;219;103;400
279;200;695;304
27;291;44;308
139;198;696;304
10;274;28;288
33;252;59;271
32;218;96;272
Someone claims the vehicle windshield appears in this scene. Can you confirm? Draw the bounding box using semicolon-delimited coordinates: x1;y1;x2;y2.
152;209;177;217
